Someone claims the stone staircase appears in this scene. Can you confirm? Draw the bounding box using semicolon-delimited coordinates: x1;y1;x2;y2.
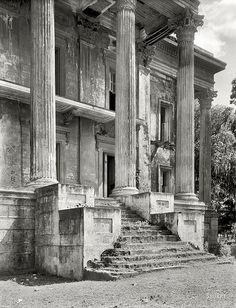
84;204;217;280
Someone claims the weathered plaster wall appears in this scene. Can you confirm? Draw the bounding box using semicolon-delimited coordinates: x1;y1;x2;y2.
0;3;79;101
0;101;80;189
64;118;80;184
0;190;35;274
0;5;81;188
80;119;98;193
0;4;30;86
80;42;106;107
150;73;176;192
137;66;151;193
56;113;80;185
0;100;29;188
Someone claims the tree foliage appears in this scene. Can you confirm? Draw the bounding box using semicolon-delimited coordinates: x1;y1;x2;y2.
230;78;236;105
195;103;236;233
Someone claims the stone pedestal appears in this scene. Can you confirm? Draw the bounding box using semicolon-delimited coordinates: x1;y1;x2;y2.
111;0;138;197
29;0;57;187
175;9;203;201
175;199;206;249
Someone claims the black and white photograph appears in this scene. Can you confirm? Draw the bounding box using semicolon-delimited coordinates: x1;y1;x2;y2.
0;0;235;307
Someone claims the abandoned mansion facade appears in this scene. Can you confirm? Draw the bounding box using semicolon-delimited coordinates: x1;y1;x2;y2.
0;0;226;279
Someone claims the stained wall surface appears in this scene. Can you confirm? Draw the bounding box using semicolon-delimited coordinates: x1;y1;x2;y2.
150;73;176;193
0;190;35;274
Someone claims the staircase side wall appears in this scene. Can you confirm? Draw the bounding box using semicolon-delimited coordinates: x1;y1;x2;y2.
35;183;94;280
0;190;35;274
35;183;121;280
119;193;151;221
152;210;206;250
35;185;61;277
120;192;174;222
83;207;121;266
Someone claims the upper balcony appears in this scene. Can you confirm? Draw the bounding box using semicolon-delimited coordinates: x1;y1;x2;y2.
0;79;115;123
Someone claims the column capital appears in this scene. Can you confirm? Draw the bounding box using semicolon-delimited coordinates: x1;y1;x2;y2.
197;88;218;109
137;42;156;68
117;0;136;12
170;8;204;42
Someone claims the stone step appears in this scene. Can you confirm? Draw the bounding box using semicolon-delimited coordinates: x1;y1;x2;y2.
119;234;179;244
85;205;219;281
84;268;138;281
106;254;217;270
121;229;172;236
121;224;166;231
102;250;206;263
115;244;194;256
121;217;144;223
117;241;186;250
85;254;219;281
121;212;140;217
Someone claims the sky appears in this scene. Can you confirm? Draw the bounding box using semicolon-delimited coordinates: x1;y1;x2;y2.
195;0;236;105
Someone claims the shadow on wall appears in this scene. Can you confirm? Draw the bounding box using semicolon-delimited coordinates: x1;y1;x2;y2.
0;191;35;275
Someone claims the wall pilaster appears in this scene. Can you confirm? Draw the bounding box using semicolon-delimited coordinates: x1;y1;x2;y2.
136;42;156;192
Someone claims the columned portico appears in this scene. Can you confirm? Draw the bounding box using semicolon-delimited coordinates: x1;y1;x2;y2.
175;9;203;201
111;0;138;196
29;0;57;186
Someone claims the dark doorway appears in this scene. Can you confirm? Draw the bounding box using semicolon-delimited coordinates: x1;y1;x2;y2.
107;155;115;196
103;154;115;197
56;142;61;182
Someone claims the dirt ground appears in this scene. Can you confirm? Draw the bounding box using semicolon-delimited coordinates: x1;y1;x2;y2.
0;262;235;308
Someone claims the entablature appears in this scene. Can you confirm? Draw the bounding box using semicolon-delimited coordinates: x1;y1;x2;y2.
149;37;226;86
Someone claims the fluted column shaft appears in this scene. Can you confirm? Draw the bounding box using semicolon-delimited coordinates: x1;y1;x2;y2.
199;101;211;205
198;89;216;206
30;0;57;185
176;29;195;199
175;11;203;200
112;0;138;196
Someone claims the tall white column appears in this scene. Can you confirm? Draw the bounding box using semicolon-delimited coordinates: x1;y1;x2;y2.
175;9;203;201
112;0;138;196
29;0;57;186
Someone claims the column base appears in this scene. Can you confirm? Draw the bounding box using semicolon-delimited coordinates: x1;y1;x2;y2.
175;193;199;202
110;186;139;197
26;178;58;189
